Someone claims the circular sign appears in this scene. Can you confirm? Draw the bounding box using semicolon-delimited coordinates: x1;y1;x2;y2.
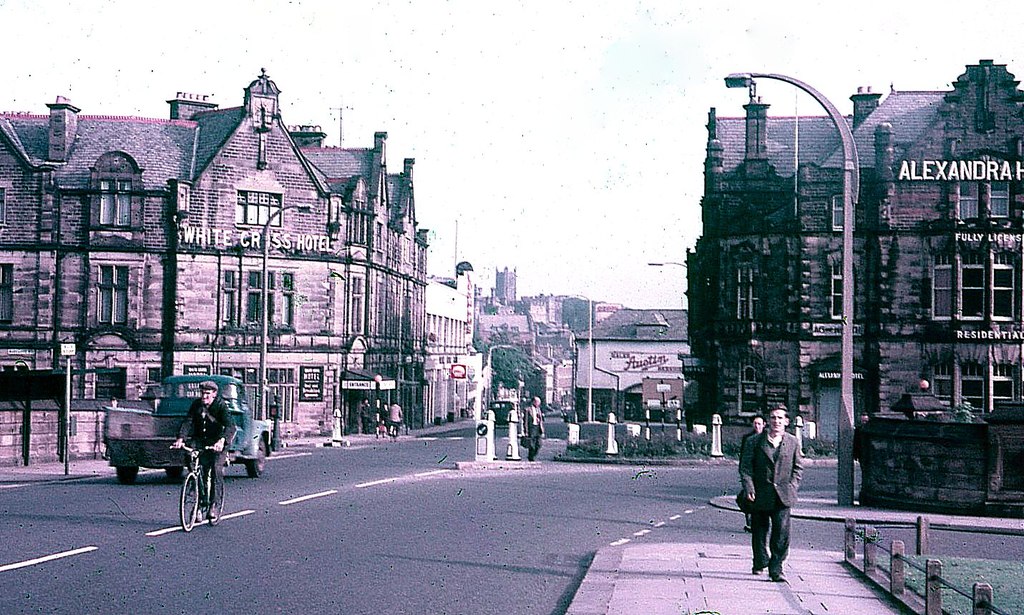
450;364;467;379
476;423;488;437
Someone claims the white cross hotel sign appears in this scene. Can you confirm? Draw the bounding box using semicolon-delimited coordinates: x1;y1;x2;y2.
178;225;333;253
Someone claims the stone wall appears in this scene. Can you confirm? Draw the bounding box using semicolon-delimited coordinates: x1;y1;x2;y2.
859;415;989;514
0;402;107;467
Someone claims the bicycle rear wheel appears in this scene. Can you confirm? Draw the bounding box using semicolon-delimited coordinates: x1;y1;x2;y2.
179;472;200;532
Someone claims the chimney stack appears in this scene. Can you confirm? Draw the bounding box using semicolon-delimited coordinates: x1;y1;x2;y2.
46;96;80;162
167;92;218;120
744;96;770;161
289;124;327;148
850;86;882;129
403;158;415;182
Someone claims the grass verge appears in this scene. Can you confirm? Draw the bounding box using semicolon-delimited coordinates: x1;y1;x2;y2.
903;556;1024;615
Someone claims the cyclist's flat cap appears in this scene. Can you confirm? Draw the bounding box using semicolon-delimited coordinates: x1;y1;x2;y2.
199;380;219;392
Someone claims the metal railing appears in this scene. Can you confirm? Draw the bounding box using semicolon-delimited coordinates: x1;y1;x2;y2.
843;517;1010;615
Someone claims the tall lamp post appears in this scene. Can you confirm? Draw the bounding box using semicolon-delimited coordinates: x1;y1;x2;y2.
259;204;312;450
568;296;594;423
725;72;859;506
648;261;686;308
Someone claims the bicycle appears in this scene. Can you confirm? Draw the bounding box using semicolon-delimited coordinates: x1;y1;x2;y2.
176;444;223;532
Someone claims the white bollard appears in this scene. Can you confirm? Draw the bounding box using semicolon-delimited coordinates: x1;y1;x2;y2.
475;410;496;462
806;421;817;440
794;415;804;455
506;408;522;461
567;423;580;446
710;414;724;457
331;409;343;442
606;412;619;455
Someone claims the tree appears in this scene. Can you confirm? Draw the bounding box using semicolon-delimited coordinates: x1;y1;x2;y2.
490;346;532;392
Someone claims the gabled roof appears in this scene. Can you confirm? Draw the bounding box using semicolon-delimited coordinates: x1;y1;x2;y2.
591;309;688;342
192;107;245;177
714;90;946;174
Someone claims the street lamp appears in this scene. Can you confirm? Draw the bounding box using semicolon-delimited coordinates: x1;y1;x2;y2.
566;295;595;422
726;72;859;505
648;262;686;308
259;203;312;446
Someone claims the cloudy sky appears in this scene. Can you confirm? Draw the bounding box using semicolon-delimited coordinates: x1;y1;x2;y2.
3;0;1022;307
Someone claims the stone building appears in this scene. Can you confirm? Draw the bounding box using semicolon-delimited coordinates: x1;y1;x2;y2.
0;70;427;453
687;59;1024;438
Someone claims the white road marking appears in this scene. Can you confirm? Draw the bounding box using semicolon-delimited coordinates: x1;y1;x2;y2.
653;521;666;528
267;452;313;461
355;477;396;488
278;490;338;506
0;483;30;490
684;509;695;514
413;469;449;478
145;509;255;536
0;546;98;573
669;514;682;520
609;538;630;546
633;529;651;537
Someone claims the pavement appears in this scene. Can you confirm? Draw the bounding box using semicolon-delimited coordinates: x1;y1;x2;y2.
5;425;1024;614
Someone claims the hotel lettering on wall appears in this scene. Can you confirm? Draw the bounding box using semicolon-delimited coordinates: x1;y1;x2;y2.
299;366;324;402
177;225;333;254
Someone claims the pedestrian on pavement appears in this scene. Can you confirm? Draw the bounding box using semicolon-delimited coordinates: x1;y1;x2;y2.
387;403;403;440
739;404;803;583
358;399;372;434
738;414;766;532
171;380;237;523
523;396;545;461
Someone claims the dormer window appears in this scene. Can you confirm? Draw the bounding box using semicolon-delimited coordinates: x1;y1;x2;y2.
91;151;140;229
100;179;132;226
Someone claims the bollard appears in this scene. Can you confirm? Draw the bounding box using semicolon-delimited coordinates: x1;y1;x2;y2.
567;422;580;446
890;540;905;597
505;407;522;461
475;410;496;462
806;420;817;440
794;415;804;455
844;518;857;563
710;414;723;457
916;516;930;555
925;559;942;615
863;526;878;576
675;408;683;441
606;412;619;455
331;408;344;444
643;407;651;442
973;582;993;615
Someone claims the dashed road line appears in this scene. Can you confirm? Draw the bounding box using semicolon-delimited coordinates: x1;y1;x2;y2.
355;477;396;488
653;521;666;528
0;546;98;573
609;538;630;546
279;490;338;506
669;514;682;520
413;469;449;478
267;452;313;461
633;529;651;537
145;510;256;536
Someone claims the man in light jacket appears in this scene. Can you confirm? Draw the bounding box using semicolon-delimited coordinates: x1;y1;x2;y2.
739;404;803;583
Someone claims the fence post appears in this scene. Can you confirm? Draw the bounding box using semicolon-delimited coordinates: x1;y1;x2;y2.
890;540;905;598
863;526;878;575
916;516;930;555
925;559;942;615
844;518;856;563
973;582;993;615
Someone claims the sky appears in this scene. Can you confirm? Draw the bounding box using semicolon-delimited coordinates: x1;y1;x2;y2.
3;0;1024;308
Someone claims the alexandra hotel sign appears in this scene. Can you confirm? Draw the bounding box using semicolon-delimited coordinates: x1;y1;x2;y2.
899;159;1024;181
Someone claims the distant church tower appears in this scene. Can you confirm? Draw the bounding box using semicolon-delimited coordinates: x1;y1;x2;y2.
494;267;517;305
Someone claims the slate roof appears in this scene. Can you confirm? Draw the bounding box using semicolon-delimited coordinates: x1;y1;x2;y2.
192;107;245;177
714;90;946;174
0;113;204;190
591;309;688;342
301;146;373;182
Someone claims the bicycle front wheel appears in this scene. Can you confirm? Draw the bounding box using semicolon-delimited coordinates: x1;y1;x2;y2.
179;472;200;532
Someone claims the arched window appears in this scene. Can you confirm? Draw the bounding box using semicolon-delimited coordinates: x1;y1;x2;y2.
91;152;141;228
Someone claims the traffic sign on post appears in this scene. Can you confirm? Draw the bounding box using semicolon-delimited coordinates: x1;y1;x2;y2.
449;364;467;379
60;343;76;357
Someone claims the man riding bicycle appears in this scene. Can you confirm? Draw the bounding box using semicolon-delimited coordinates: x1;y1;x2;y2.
171;380;236;523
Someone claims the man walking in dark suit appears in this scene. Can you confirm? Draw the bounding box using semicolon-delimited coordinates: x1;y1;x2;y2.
739;404;803;583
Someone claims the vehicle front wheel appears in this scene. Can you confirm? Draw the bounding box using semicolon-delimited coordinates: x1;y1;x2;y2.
245;441;268;478
115;466;139;484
